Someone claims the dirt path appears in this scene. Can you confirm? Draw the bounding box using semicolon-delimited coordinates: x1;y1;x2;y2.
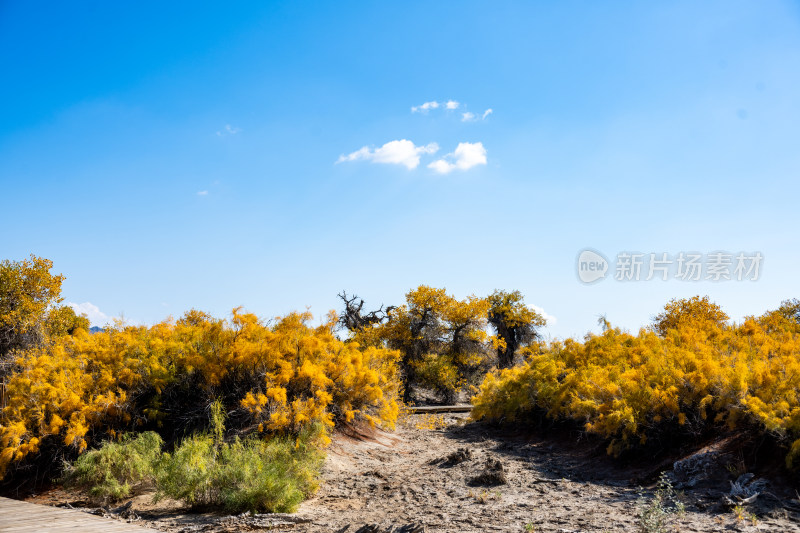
24;413;800;532
292;413;800;532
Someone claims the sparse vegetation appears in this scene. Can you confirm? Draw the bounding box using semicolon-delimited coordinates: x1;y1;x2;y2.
635;473;685;533
468;488;501;504
413;413;448;430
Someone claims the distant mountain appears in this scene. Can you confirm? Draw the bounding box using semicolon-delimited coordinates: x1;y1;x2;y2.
89;326;104;334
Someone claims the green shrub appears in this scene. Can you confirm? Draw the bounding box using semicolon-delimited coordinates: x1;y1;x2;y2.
154;402;324;513
215;432;323;513
63;431;163;504
64;402;324;513
153;432;218;506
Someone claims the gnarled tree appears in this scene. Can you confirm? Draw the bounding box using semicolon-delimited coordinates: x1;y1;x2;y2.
366;286;493;403
337;291;393;334
487;290;546;368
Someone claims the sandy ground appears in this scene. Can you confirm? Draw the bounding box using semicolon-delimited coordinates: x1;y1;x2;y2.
25;413;800;532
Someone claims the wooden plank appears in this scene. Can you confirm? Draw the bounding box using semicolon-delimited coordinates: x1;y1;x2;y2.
0;497;159;532
406;405;472;414
1;517;155;531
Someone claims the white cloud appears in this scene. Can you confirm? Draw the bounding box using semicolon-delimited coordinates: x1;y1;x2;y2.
531;305;557;325
68;302;111;327
427;159;454;174
427;159;457;174
411;101;440;113
197;190;209;196
337;140;439;169
427;142;487;174
462;108;493;122
216;124;241;136
413;99;491;118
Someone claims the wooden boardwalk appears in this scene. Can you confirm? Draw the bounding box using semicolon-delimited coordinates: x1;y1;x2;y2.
0;497;159;532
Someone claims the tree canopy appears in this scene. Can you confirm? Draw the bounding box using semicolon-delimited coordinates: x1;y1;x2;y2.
341;286;544;401
487;290;546;368
0;255;88;374
652;295;729;337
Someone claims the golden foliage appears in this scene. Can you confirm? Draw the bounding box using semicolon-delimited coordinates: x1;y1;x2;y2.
413;413;448;430
652;295;729;337
355;285;495;401
0;255;86;364
0;255;65;339
487;289;546;368
0;308;400;478
472;297;800;466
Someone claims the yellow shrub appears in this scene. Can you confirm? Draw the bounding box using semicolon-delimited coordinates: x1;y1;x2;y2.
0;309;401;478
472;298;800;466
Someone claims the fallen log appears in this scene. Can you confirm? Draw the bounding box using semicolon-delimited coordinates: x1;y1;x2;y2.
406;405;472;414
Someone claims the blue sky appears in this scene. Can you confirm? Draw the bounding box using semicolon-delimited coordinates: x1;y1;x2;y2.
1;1;799;338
